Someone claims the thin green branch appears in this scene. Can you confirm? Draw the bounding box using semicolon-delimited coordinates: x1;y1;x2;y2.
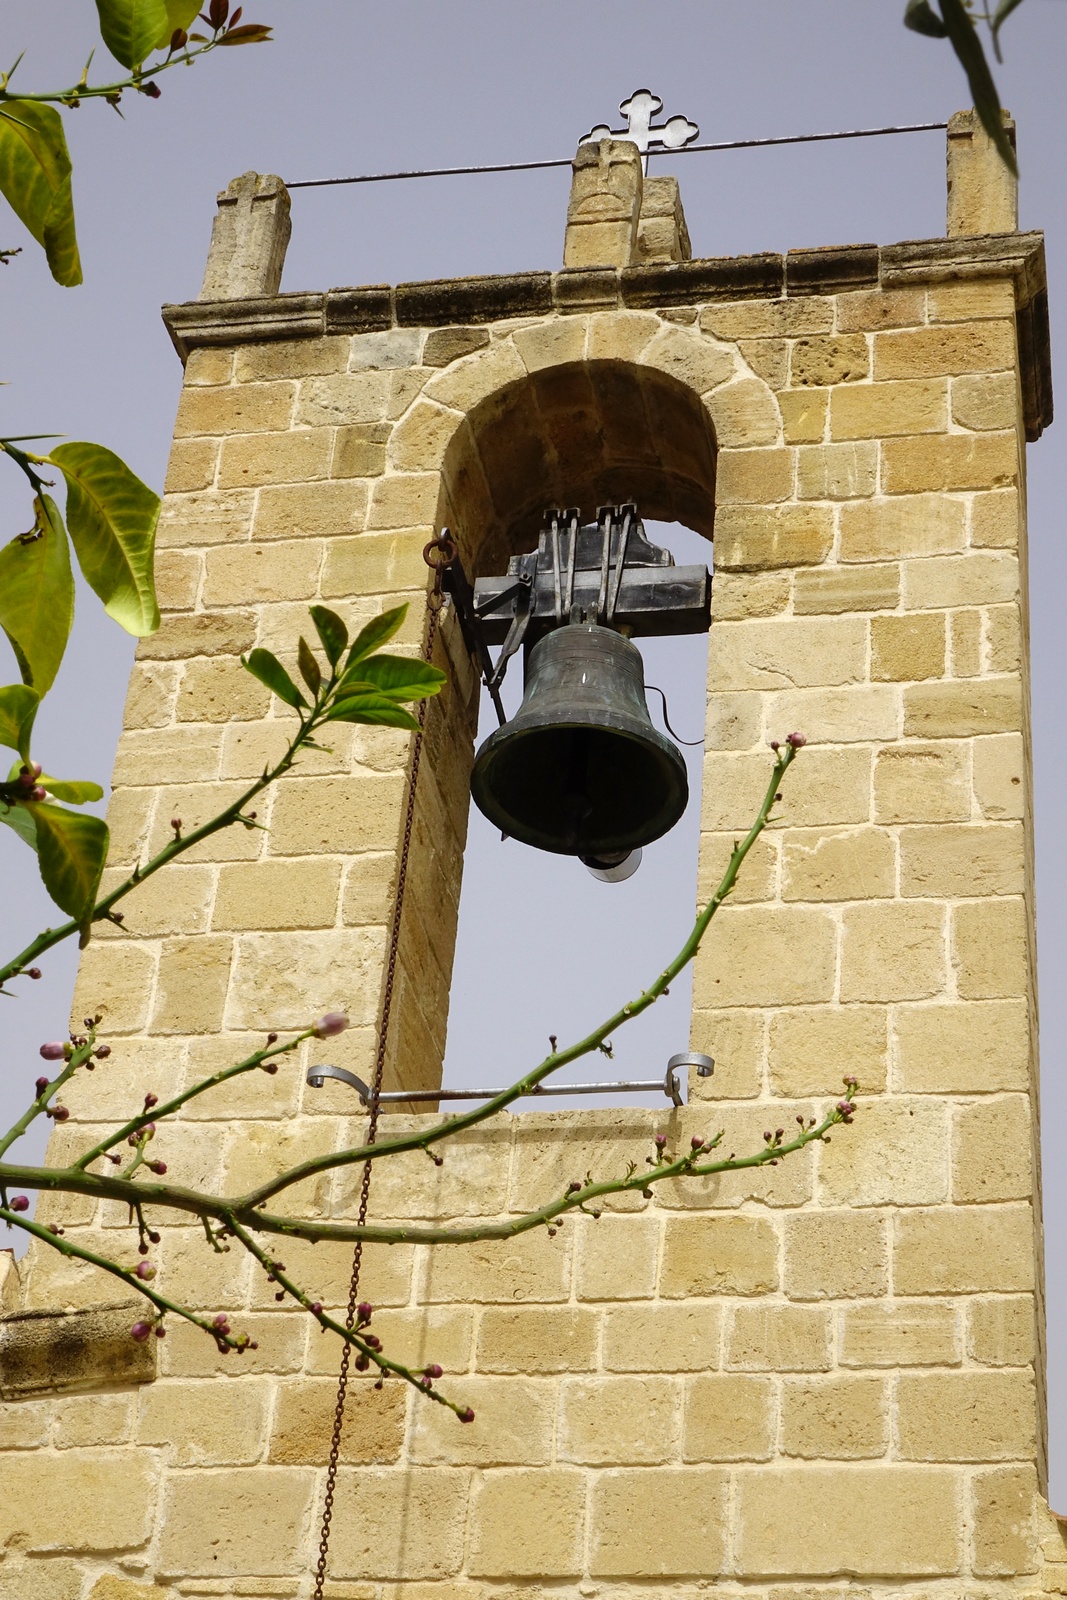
72;1028;315;1171
239;740;800;1209
0;31;254;109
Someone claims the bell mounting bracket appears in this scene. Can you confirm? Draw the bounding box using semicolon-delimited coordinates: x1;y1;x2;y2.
432;503;711;723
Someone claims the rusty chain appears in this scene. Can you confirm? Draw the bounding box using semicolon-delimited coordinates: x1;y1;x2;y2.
312;552;448;1597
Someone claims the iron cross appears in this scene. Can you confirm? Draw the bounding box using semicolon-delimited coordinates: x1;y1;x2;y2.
580;89;699;170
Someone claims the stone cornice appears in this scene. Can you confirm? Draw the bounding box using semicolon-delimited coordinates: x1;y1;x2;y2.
162;229;1052;438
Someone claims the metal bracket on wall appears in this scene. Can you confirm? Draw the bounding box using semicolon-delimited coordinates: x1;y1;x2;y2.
306;1052;713;1109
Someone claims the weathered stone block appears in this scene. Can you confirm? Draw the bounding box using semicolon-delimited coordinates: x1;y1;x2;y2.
560;1374;679;1464
784;1211;888;1299
897;1368;1036;1460
137;1377;270;1465
157;1465;324;1577
952;897;1029;998
660;1216;777;1297
839;902;946;1003
0;1450;157;1551
793;563;900;615
905;677;1022;739
769;1005;887;1097
871;613;946;681
727;1304;830;1372
575;1214;660;1300
410;1375;552;1465
894;999;1030;1093
953;1094;1032;1202
968;1295;1035;1367
894;1205;1034;1293
469;1468;584;1577
830;378;947;439
873;741;971;823
839;1299;960;1368
477;1307;596;1373
899;821;1025;898
781;827;895;902
589;1467;727;1576
714;505;833;571
678;1371;774;1462
882;431;1018;494
972;1464;1039;1575
820;1098;948;1207
874;321;1016;379
796;440;877;499
213;859;342;930
0;1305;155;1398
218;428;333;487
839;493;965;561
790;335;869;386
601;1302;721;1372
694;906;837;1008
780;1374;888;1458
734;1464;962;1575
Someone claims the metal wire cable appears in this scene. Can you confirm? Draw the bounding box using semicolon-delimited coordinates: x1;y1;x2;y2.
285;120;948;191
312;585;443;1600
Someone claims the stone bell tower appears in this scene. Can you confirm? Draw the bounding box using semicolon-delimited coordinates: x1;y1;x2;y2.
0;105;1061;1600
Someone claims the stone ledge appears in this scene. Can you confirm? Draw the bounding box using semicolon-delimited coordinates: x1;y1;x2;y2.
0;1303;156;1399
161;231;1051;440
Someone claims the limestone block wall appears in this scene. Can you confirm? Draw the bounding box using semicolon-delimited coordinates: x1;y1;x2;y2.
0;139;1060;1598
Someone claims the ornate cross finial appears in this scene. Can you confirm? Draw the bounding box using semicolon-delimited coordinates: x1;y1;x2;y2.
579;89;699;167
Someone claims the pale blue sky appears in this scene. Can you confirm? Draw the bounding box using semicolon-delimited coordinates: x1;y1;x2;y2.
2;0;1066;1495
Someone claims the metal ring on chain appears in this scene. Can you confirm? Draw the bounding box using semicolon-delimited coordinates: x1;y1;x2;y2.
312;599;441;1599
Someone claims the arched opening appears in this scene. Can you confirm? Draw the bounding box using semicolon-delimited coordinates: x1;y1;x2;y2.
431;356;718;1109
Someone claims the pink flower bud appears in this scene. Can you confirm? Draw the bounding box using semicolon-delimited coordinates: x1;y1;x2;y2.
135;1261;156;1280
39;1042;65;1061
35;1077;49;1096
314;1012;349;1038
786;731;807;748
130;1321;152;1341
654;1133;667;1148
457;1406;475;1424
27;967;40;979
9;1195;29;1212
691;1135;704;1149
51;1105;69;1122
94;1045;111;1059
148;1161;167;1175
310;1301;323;1315
154;1325;166;1338
143;1093;157;1108
424;1363;443;1379
29;785;46;802
357;1301;373;1323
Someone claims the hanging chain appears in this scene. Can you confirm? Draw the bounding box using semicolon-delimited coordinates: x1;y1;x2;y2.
312;551;449;1599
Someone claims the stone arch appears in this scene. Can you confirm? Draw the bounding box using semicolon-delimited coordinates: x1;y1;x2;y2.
385;310;782;576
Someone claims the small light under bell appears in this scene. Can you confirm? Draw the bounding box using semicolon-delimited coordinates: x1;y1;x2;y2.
581;847;642;883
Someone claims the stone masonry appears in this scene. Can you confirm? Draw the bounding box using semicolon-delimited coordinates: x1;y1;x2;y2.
0;114;1063;1599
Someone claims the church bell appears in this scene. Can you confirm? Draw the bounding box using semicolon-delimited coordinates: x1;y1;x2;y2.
469;621;689;857
435;504;711;869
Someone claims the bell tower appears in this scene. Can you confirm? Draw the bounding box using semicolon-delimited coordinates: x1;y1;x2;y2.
0;102;1061;1600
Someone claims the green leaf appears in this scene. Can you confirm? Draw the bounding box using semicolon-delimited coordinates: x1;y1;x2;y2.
991;0;1025;60
4;759;101;805
297;636;322;697
48;442;160;637
0;101;81;287
904;0;948;37
325;692;421;732
345;653;446;701
938;0;1018;175
309;605;348;667
343;605;408;671
0;494;74;695
0;797;38;850
157;0;201;44
94;0;170;67
0;684;39;762
241;649;306;709
42;777;105;805
31;802;108;921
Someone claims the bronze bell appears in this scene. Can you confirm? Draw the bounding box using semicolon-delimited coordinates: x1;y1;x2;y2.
470;622;688;856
